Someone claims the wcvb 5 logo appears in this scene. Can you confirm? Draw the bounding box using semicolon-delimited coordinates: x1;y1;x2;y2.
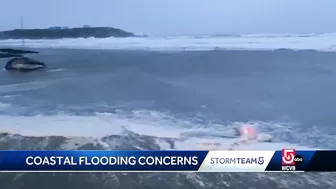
282;149;295;165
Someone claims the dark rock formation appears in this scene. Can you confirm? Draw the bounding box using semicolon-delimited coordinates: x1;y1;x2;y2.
0;26;135;39
0;48;38;54
5;57;46;71
0;53;22;58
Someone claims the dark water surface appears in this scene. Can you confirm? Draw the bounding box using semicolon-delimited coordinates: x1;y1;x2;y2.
0;49;335;188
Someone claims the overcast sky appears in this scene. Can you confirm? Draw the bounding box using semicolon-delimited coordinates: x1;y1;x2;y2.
0;0;335;35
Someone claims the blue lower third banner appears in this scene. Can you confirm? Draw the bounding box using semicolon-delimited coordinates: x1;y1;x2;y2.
0;150;335;172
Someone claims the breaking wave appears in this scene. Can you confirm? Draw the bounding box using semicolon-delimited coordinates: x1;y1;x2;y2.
1;46;336;188
0;110;332;150
0;111;334;189
1;33;336;51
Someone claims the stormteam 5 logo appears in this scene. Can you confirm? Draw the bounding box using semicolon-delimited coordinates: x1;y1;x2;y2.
281;149;304;171
282;149;295;165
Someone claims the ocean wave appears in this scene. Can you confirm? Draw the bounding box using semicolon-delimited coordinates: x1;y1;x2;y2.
0;110;334;188
0;110;333;149
0;33;336;52
0;128;334;189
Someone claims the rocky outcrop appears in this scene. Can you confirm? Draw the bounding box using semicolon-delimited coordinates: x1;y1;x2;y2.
0;26;135;39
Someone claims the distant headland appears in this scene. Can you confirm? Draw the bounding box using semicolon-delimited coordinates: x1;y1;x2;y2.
0;25;135;39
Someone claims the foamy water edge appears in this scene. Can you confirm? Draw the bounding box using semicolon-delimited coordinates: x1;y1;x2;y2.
1;33;336;51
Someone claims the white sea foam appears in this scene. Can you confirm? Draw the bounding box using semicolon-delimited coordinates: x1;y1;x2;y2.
0;33;336;51
0;110;327;150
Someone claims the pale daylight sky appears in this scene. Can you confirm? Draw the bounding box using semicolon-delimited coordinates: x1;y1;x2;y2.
0;0;335;35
